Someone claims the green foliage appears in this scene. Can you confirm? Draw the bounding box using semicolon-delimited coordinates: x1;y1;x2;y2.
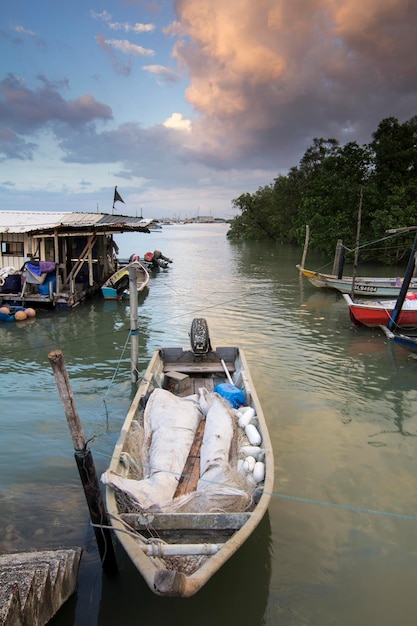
227;116;417;265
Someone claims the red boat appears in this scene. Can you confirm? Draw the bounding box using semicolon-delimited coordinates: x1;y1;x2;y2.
343;293;417;328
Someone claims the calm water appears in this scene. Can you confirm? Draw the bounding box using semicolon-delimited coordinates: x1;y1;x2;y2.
2;223;417;626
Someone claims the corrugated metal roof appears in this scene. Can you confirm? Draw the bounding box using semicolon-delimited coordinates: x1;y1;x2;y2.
0;211;150;234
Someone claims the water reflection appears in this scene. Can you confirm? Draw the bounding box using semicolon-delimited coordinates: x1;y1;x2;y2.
3;226;417;626
94;513;272;626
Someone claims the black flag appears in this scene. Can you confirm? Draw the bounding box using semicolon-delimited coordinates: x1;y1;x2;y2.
113;186;125;209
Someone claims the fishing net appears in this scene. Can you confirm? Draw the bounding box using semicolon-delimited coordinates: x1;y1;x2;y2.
102;389;254;514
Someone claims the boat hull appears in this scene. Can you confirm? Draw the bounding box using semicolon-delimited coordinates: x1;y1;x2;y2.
343;293;417;328
381;326;417;353
297;266;417;297
103;326;273;597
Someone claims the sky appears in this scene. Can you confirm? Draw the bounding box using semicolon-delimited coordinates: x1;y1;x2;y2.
0;0;416;220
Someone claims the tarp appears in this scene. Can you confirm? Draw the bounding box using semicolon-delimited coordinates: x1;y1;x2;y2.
102;389;252;513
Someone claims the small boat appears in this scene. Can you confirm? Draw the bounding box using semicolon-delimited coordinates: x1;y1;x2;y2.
380;326;417;354
101;318;274;597
343;293;417;328
101;261;149;300
297;265;417;297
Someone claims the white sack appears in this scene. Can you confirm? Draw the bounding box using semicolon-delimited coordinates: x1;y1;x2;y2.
102;388;202;509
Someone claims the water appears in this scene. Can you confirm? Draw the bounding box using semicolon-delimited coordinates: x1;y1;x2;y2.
2;223;417;625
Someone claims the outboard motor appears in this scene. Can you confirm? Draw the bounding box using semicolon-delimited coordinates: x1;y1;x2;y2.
190;318;212;355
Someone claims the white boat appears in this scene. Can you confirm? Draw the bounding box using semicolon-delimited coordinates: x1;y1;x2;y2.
102;318;274;597
297;265;417;297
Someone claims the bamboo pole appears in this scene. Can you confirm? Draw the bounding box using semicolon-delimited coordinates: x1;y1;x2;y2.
48;349;118;575
129;265;139;383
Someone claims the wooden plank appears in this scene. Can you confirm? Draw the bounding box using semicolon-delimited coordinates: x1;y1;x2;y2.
120;512;251;531
174;419;205;497
163;363;235;374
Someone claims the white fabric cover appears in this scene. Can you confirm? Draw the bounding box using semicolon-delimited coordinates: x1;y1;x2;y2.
102;389;252;512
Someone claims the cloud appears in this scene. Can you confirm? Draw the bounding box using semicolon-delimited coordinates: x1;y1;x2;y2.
90;10;154;33
143;64;182;84
0;74;112;159
163;113;192;131
13;25;36;37
11;24;46;46
103;38;154;56
171;0;417;170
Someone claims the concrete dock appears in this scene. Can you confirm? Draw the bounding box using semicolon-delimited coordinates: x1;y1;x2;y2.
0;548;82;626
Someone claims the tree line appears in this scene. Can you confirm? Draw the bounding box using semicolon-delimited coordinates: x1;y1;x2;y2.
227;116;417;265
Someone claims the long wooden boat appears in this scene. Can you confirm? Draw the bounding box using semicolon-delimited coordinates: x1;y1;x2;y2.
101;261;149;300
102;318;274;597
297;265;417;297
343;293;417;328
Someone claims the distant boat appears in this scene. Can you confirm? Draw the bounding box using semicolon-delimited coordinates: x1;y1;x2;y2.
343;293;417;328
101;261;149;300
297;265;417;297
102;318;274;597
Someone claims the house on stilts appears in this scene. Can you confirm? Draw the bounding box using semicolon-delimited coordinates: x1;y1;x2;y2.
0;211;150;308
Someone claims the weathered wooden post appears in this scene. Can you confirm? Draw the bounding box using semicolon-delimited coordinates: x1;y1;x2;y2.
300;225;310;269
48;350;118;575
129;265;139;383
332;239;345;277
350;187;363;297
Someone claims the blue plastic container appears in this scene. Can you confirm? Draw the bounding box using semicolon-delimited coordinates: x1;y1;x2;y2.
38;274;56;295
214;383;245;408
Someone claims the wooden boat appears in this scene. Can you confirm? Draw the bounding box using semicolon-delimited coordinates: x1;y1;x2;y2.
101;261;149;300
380;326;417;354
297;265;417;297
101;318;274;597
343;293;417;328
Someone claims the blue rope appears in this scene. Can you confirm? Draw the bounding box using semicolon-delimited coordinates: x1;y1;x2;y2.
273;492;417;521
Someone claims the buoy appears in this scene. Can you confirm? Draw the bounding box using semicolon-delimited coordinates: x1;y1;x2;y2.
253;461;266;483
0;306;10;314
245;423;262;446
25;308;36;318
240;445;262;460
243;455;256;473
15;310;27;321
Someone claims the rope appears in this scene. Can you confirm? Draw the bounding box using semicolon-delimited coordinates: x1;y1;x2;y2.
271;492;417;522
97;449;417;524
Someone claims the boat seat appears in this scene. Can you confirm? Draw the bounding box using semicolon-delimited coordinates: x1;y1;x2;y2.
120;512;251;532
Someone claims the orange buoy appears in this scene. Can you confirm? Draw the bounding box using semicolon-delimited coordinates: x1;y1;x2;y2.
0;306;10;314
15;310;27;321
25;307;36;317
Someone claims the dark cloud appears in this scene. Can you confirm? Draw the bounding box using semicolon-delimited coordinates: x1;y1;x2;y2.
0;74;113;159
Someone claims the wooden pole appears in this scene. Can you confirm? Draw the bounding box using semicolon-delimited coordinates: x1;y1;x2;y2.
300;225;310;269
350;187;363;298
332;239;345;277
48;349;118;575
129;265;139;383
